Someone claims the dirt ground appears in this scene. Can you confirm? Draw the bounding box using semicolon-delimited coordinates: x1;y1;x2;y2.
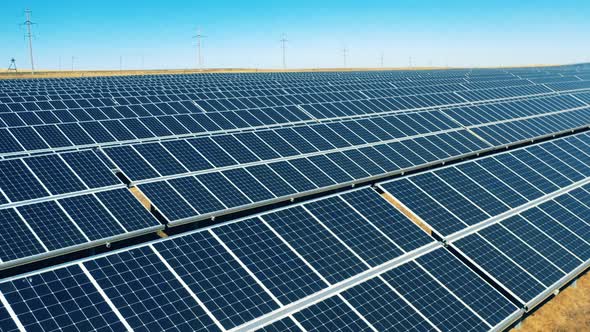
513;271;590;332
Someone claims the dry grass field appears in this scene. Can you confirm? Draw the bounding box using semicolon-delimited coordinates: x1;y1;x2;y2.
0;64;556;79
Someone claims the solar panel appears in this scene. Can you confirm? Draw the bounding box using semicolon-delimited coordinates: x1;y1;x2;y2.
292;295;373;332
213;217;328;304
153;231;279;329
262;206;367;284
84;246;221;331
0;265;126;331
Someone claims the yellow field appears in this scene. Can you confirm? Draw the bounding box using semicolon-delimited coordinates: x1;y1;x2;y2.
0;64;556;79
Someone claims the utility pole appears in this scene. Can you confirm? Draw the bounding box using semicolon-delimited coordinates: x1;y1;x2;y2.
119;55;122;71
409;56;413;68
58;56;62;71
280;33;288;69
71;56;75;71
380;52;384;68
22;9;35;74
193;28;206;70
342;47;348;68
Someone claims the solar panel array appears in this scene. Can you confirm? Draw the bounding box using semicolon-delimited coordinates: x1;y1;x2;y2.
380;130;590;309
1;65;590;330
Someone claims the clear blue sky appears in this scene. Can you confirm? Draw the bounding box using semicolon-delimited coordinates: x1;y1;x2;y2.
2;0;589;70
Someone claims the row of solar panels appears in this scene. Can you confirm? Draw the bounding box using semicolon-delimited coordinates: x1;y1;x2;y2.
1;90;587;158
123;129;488;224
0;188;521;332
0;76;552;109
382;131;590;237
379;131;590;308
0;69;529;92
2;96;588;268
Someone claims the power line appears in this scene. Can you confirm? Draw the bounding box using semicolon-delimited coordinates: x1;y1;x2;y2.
22;9;36;74
193;28;206;70
280;33;288;69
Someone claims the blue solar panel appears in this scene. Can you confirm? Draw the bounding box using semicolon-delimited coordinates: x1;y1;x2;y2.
0;208;45;262
341;188;433;251
417;248;518;327
306;197;404;266
325;152;370;179
161;140;213;172
154;231;279;329
61;150;121;188
139;181;197;221
214;217;328;304
269;161;317;192
262;206;367;284
84;246;221;331
213;135;260;163
104;145;160;180
0;129;23;153
24;155;87;195
293;295;372;332
95;189;160;232
134;143;188;176
342;277;436;331
0;159;49;202
10;126;49;150
410;173;489;226
383;261;489;331
234;132;281;160
381;179;466;236
222;168;276;202
196;172;252;208
289;158;336;188
35;124;72;147
167;176;226;216
455;162;527;208
246;164;297;197
18;201;87;251
59;194;127;240
453;233;545;303
521;207;590;261
188;137;238;167
434;167;510;217
501;215;582;272
0;265;126;331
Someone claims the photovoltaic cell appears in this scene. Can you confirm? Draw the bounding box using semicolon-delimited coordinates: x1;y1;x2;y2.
214;217;328;304
341;188;433;251
59;194;126;240
262;206;367;284
24;155;87;195
342;277;436;331
84;246;220;332
0;208;45;262
383;261;489;332
17;201;87;251
293;296;372;332
95;189;160;232
0;265;125;331
196;172;252;208
417;248;518;327
305;197;404;267
154;231;279;329
453;233;545;303
61;150;121;188
0;159;49;202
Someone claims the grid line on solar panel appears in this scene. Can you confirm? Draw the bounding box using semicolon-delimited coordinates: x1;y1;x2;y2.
261;206;367;284
213;217;328;305
84;246;221;332
153;231;279;329
0;265;126;331
303;197;404;267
